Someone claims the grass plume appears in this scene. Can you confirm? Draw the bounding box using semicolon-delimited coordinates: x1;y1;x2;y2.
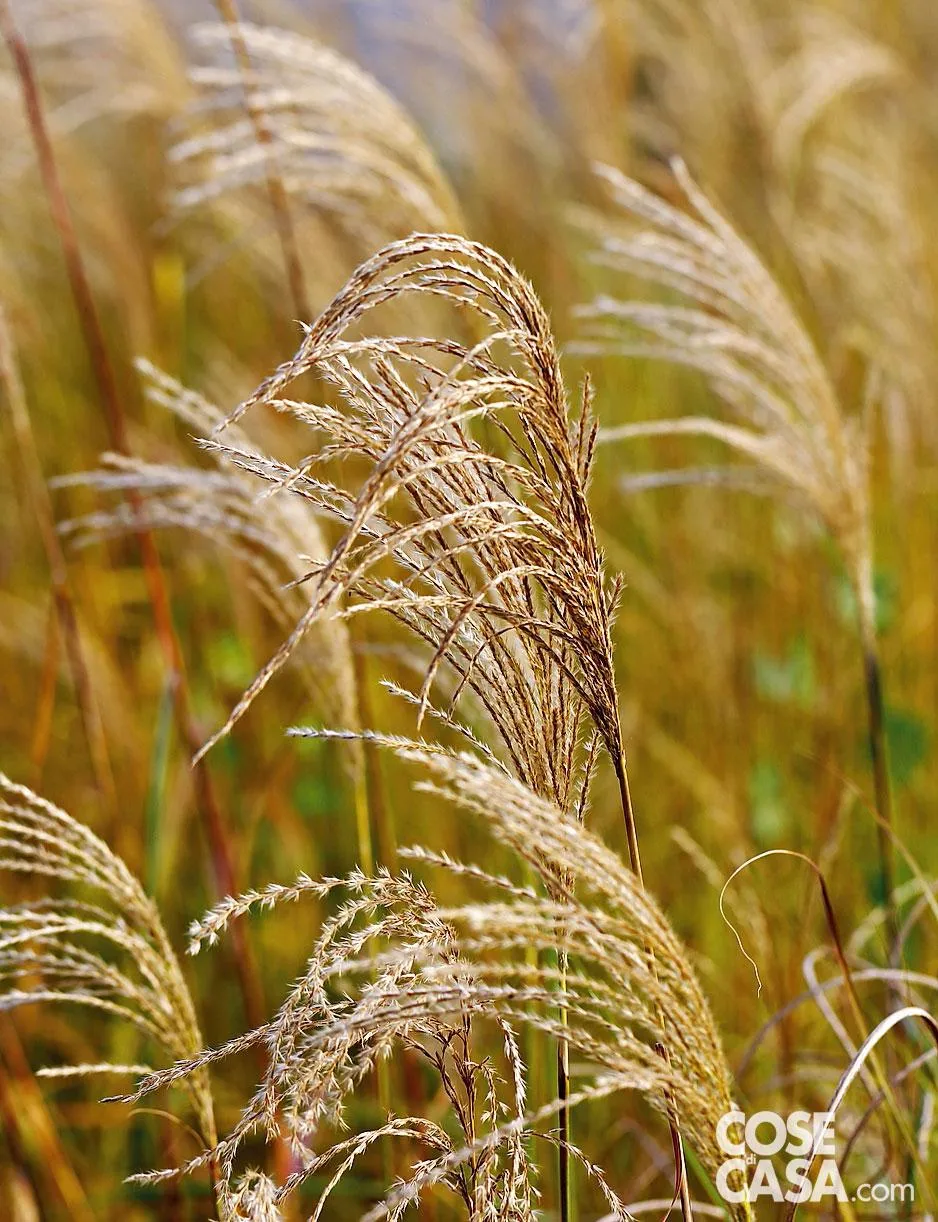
109;745;738;1218
0;773;216;1159
577;159;896;933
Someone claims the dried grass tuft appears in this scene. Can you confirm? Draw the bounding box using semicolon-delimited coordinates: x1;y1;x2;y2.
0;773;215;1149
112;746;738;1218
173;23;462;249
196;233;629;828
577;159;873;626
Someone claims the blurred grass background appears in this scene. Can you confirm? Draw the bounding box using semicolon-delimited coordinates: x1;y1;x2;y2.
0;0;936;1216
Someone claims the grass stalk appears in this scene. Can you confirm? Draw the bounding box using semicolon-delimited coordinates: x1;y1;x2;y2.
856;581;897;950
0;299;116;811
212;0;312;323
352;647;397;871
351;647;397;1186
0;0;265;1034
557;946;573;1222
614;747;695;1222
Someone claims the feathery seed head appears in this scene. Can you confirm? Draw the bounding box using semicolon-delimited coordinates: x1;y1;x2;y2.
0;773;215;1148
174;23;462;249
202;233;626;813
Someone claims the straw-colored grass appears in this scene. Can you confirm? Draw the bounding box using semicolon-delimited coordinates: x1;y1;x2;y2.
1;1;937;1219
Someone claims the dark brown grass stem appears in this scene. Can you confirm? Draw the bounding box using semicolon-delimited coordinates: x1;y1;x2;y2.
0;0;265;1036
557;946;573;1222
0;307;116;810
614;748;695;1222
857;594;898;951
614;749;644;884
212;0;312;324
557;1048;571;1221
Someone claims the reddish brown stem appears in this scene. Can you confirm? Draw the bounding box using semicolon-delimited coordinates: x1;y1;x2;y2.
0;1018;95;1222
0;0;264;1034
212;0;312;323
0;307;117;809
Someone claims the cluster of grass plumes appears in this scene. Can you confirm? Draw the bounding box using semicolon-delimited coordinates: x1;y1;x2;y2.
575;155;909;932
99;743;737;1219
26;219;725;1212
3;0;938;1217
53;229;703;1216
577;159;873;608
124;862;543;1221
175;225;658;1212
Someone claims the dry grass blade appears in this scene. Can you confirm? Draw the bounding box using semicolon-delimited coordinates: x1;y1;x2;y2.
0;773;216;1155
173;22;463;250
783;1005;938;1221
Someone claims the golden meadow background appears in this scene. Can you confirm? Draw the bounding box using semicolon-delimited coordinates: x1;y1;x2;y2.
0;0;937;1217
